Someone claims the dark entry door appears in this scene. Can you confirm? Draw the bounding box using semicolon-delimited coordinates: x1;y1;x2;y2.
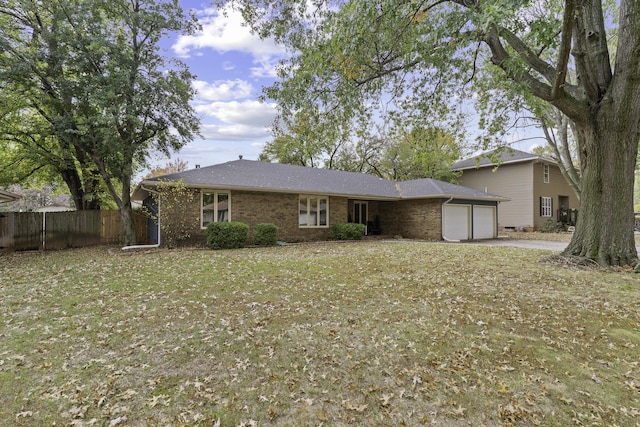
353;201;368;234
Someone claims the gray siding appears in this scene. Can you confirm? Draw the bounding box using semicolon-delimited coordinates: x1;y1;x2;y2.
457;163;534;228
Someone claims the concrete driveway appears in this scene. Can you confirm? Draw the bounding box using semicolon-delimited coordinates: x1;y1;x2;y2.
470;238;640;253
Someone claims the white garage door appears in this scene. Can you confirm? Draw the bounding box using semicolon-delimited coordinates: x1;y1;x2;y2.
443;205;470;240
473;206;496;239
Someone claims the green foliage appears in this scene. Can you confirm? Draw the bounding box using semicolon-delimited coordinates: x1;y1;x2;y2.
150;179;198;249
232;0;640;267
540;219;564;233
380;127;462;182
253;223;278;246
331;223;366;240
0;0;200;242
206;221;249;250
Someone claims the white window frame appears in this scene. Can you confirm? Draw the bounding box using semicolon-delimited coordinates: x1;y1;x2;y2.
543;164;550;183
201;190;231;229
541;196;552;217
299;196;329;228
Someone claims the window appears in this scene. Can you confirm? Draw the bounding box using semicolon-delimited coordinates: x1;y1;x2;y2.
299;196;328;227
540;196;552;217
543;164;550;183
202;191;230;228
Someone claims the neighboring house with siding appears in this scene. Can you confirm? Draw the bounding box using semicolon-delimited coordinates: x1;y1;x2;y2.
133;159;509;245
451;149;579;230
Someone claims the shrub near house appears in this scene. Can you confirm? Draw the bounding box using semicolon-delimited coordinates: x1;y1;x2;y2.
254;223;278;246
206;222;248;249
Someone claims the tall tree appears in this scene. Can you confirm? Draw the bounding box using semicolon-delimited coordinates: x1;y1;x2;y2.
260;107;347;168
0;0;200;244
231;0;640;268
380;127;461;182
0;14;104;210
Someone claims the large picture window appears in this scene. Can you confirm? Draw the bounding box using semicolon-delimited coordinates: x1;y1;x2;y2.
540;196;552;217
299;196;328;227
202;191;230;228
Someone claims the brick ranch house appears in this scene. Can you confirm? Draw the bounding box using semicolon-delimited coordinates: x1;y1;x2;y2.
132;159;509;245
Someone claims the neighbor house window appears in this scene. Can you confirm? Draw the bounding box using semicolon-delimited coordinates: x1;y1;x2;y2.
540;196;552;217
543;164;550;183
202;191;230;228
299;196;328;227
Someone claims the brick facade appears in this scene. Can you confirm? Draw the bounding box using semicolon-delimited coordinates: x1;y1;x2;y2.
162;189;350;246
159;188;445;246
378;199;442;240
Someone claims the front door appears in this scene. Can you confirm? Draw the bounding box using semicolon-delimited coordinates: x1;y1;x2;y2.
354;201;368;234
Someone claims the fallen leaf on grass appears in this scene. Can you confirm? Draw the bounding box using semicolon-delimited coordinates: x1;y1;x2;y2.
379;393;394;407
342;399;368;412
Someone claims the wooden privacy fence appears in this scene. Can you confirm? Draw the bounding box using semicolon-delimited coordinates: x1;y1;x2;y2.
0;210;148;252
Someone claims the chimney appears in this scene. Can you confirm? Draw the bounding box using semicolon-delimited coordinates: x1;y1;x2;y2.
195;164;200;168
238;155;243;160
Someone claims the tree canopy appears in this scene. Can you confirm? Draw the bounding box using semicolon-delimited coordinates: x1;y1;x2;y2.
0;0;200;244
231;0;640;268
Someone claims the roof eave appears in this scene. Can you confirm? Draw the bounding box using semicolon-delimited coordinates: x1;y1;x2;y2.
452;157;535;171
134;180;401;201
403;194;510;202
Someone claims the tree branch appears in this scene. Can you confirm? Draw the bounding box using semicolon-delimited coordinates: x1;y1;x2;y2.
551;0;575;100
572;2;603;102
498;26;557;84
484;26;588;123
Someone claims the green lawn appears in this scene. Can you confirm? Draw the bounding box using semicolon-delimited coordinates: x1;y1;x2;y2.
1;242;639;426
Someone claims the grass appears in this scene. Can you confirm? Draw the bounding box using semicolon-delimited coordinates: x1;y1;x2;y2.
1;241;639;426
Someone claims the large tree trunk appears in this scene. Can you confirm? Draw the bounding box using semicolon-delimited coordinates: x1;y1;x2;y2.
119;202;137;246
117;165;137;246
563;112;639;267
60;167;101;210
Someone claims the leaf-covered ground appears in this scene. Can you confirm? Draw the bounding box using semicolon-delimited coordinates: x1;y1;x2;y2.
1;242;638;426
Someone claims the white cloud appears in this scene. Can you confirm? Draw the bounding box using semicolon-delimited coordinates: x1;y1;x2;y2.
200;123;271;141
172;6;286;59
193;79;253;102
195;100;277;127
249;56;282;78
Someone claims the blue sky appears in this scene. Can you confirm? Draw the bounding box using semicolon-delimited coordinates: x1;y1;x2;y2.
150;1;287;170
152;1;544;172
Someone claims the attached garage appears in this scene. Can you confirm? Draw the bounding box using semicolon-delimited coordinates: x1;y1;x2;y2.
473;205;497;239
442;201;498;241
442;204;470;240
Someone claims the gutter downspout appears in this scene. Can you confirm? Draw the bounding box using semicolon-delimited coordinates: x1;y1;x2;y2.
122;185;160;250
441;196;460;242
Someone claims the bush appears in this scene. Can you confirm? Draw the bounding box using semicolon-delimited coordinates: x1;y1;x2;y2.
206;221;248;249
331;223;366;240
147;179;197;248
254;223;278;246
540;219;564;233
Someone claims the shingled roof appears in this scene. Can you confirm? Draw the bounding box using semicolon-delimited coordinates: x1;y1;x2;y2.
135;159;508;202
451;148;555;171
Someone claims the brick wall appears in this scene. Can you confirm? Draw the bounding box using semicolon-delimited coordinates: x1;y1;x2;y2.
160;188;444;245
378;199;442;240
162;188;350;246
232;191;348;243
